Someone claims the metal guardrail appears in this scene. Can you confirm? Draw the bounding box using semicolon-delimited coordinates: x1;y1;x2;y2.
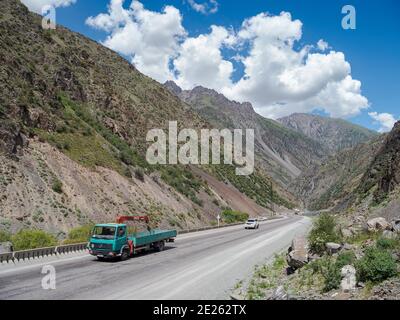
0;217;282;264
0;243;88;264
177;222;243;235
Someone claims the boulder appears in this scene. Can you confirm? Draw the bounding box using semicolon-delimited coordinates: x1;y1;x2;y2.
308;253;321;262
326;242;342;255
286;236;308;270
367;217;391;232
342;243;356;251
0;242;13;254
230;293;244;301
341;228;353;238
391;219;400;233
266;286;289;300
382;230;397;239
340;265;357;292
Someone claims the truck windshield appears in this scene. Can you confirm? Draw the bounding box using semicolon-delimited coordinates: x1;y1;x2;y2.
92;226;116;240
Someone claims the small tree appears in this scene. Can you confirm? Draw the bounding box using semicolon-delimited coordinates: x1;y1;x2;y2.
308;213;341;254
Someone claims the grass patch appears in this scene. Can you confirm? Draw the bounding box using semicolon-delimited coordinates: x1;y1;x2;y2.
63;224;94;244
246;254;287;300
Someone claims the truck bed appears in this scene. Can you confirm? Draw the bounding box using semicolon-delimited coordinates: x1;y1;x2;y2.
129;229;177;247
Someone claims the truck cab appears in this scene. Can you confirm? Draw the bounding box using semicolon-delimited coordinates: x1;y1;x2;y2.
88;223;129;260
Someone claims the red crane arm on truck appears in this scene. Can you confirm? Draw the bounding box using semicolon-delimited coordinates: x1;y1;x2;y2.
116;216;149;224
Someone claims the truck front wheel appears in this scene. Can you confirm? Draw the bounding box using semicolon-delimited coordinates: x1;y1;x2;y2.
121;249;130;261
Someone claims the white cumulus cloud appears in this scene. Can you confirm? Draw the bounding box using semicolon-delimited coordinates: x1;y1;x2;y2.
187;0;219;14
174;25;235;90
317;39;329;51
86;0;186;83
368;112;398;132
87;2;369;120
222;12;369;118
21;0;76;14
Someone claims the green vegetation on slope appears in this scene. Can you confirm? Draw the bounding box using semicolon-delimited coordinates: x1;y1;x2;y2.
308;213;342;254
211;164;294;210
36;94;207;205
11;230;57;251
221;209;249;224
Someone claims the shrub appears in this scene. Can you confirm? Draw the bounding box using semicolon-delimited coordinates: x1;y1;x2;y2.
308;213;341;254
134;168;145;182
336;251;357;269
190;195;204;207
63;225;94;244
221;210;249;224
11;230;57;251
376;237;399;251
52;179;63;194
0;230;11;243
356;247;397;283
323;261;341;292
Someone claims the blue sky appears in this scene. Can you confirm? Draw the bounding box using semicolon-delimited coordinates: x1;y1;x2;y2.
24;0;400;132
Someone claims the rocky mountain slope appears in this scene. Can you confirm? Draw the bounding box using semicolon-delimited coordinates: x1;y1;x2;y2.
0;0;291;235
357;121;400;206
293;120;400;222
278;113;378;154
164;82;325;187
292;134;386;211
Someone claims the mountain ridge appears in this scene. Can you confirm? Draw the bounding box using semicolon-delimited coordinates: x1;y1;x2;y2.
164;81;327;187
278;113;378;154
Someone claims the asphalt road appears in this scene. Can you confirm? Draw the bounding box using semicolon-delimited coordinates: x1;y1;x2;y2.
0;216;311;300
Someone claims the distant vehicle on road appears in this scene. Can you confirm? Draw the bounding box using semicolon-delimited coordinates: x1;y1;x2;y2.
245;218;260;229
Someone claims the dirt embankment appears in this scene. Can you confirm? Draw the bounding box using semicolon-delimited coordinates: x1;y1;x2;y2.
0;140;273;236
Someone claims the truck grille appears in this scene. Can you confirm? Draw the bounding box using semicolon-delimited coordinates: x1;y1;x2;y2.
91;243;112;250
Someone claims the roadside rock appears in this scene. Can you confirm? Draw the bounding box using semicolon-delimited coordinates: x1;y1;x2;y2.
230;293;245;301
308;253;320;262
341;228;353;238
287;236;308;270
342;243;356;251
391;219;400;233
367;217;391;232
369;278;400;300
326;242;342;255
0;242;13;253
382;230;397;239
266;286;289;300
340;265;356;292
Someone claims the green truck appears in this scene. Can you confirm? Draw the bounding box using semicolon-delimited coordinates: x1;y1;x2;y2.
88;216;177;261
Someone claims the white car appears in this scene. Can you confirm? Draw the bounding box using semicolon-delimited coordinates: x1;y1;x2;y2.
245;218;259;229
